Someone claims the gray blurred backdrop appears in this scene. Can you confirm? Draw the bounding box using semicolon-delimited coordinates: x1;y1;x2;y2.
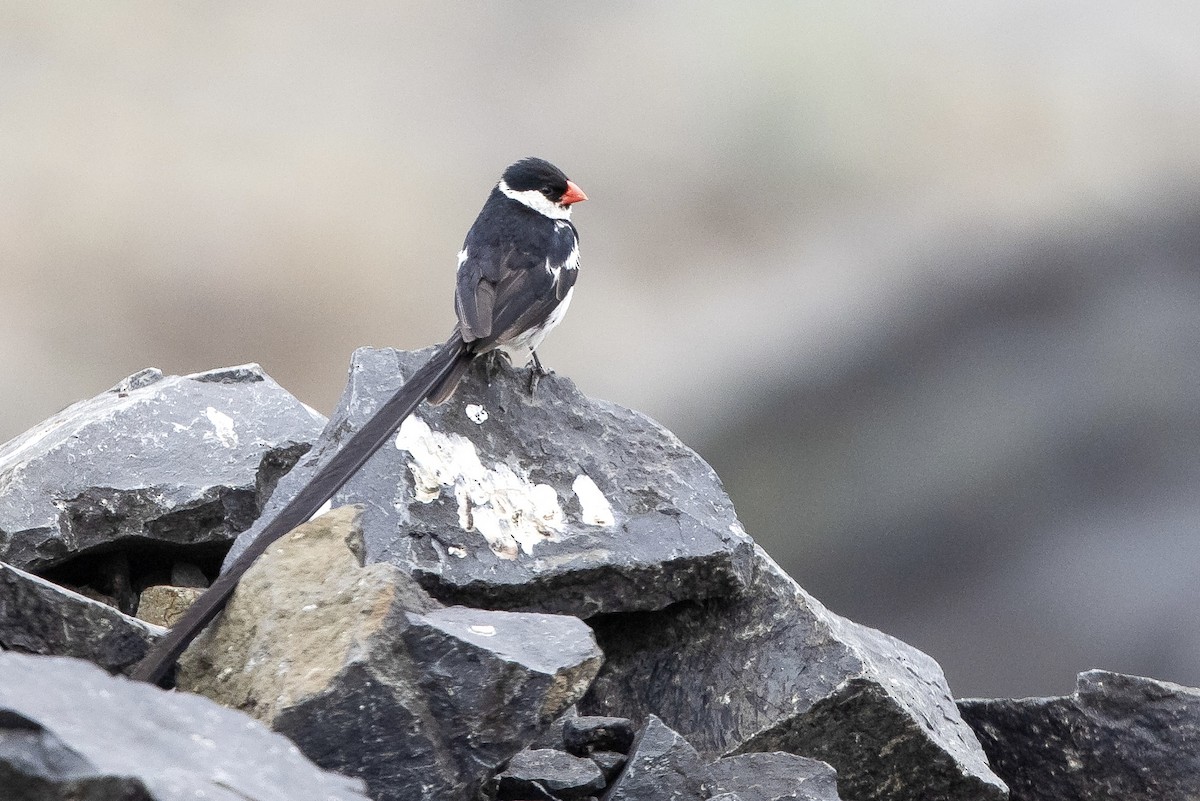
3;3;1198;698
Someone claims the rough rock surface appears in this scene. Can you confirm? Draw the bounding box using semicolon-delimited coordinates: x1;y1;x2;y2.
563;715;637;756
0;560;163;674
603;715;711;801
181;505;603;801
0;650;369;801
225;347;755;618
959;670;1200;800
591;750;628;783
497;748;606;800
707;753;841;801
135;584;205;627
583;547;1007;801
0;364;325;573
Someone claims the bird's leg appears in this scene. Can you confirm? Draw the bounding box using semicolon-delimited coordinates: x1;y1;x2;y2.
483;350;505;387
528;351;552;397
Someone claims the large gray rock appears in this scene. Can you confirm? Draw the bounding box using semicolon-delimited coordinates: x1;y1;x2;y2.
0;560;163;674
496;748;606;800
0;364;325;573
583;547;1007;801
959;670;1200;800
0;651;369;801
707;753;841;801
182;505;603;801
602;715;710;801
225;347;755;618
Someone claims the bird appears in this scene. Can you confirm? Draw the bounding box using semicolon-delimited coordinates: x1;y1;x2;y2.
130;157;587;684
428;156;586;403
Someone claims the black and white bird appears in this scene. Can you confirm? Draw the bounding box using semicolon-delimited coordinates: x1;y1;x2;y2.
130;157;587;684
428;156;587;402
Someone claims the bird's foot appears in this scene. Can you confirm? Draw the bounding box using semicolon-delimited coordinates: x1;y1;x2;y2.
528;352;553;398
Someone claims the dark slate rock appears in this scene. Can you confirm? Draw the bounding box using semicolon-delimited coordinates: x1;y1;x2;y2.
591;751;628;783
498;748;606;800
0;560;163;674
225;347;755;618
709;795;746;801
531;705;579;749
564;715;637;755
583;547;1006;801
959;669;1200;800
0;364;325;573
602;715;710;801
180;506;603;801
0;651;369;800
708;753;841;801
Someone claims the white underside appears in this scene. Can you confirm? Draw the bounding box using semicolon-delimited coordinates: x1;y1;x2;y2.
497;285;575;366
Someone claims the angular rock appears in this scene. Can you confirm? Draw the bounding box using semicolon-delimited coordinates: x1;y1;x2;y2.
583;547;1007;801
0;651;369;800
0;364;325;573
603;715;710;801
497;748;606;800
708;753;841;801
181;505;603;801
531;704;579;749
0;560;163;674
591;750;627;783
563;715;637;755
135;584;204;627
959;670;1200;800
225;347;755;618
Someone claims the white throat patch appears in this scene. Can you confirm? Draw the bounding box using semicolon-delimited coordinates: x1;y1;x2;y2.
498;180;573;220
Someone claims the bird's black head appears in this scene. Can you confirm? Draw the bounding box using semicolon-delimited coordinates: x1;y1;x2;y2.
500;157;587;207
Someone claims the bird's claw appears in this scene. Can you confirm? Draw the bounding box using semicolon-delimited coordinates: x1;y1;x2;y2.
528;352;552;399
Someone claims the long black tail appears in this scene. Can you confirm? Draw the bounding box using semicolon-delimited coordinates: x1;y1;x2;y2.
129;334;470;685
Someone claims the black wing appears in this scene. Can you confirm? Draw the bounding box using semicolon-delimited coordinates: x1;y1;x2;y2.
455;199;577;350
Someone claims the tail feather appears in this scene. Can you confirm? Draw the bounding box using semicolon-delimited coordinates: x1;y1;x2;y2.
128;333;471;685
426;347;474;405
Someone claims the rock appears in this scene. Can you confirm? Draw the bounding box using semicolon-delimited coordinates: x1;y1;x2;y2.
0;364;325;574
531;704;579;749
583;547;1007;801
0;651;369;800
563;715;637;755
603;715;710;801
170;561;209;588
959;669;1200;800
135;584;204;627
707;753;841;801
224;347;755;618
180;505;604;801
590;750;627;783
497;748;606;800
0;560;163;674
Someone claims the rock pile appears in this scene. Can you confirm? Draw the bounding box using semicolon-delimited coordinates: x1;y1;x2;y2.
1;351;1197;800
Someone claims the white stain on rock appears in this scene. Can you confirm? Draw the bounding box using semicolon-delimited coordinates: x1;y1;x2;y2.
572;474;615;527
204;407;238;448
395;416;563;559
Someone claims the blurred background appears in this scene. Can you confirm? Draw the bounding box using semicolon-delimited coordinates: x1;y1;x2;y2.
2;2;1198;698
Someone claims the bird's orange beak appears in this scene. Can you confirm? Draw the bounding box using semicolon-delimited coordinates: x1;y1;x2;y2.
561;180;588;206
